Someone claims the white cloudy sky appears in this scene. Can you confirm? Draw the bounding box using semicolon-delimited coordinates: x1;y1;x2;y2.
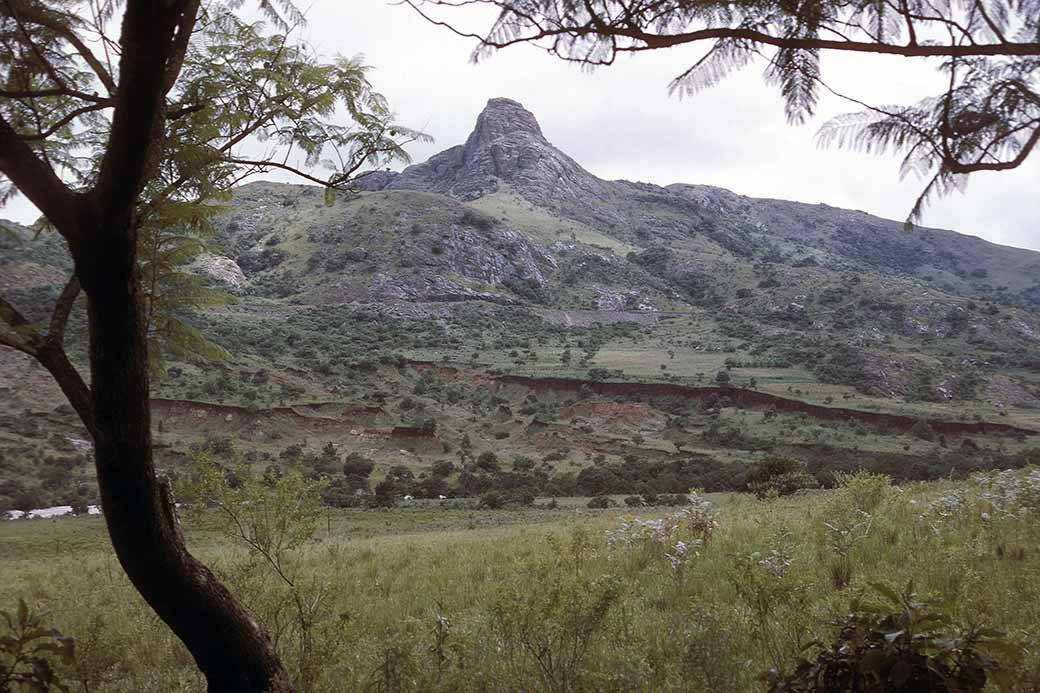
4;1;1038;252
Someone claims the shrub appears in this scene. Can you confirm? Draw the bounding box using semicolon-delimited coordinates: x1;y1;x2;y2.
907;368;940;402
586;496;615;509
342;453;375;479
0;599;75;690
746;456;819;499
490;531;622;691
829;470;893;513
811;345;870;389
766;583;1019;692
177;446;327;568
479;489;534;509
431;460;456;478
476;451;500;473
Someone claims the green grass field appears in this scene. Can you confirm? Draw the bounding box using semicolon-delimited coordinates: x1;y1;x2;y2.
3;472;1039;692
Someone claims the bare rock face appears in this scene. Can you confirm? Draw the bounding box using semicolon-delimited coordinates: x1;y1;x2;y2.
389;98;611;213
363;217;557;304
192;253;247;292
353;170;399;191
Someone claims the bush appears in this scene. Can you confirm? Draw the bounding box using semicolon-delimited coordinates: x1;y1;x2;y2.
766;583;1018;692
586;496;615;509
342;453;375;479
479;489;535;509
606;497;718;572
0;599;75;690
811;345;870;390
829;470;893;512
431;460;456;478
746;456;818;499
490;531;623;690
476;451;500;473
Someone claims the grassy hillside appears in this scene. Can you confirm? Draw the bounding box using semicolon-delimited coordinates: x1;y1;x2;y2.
3;173;1040;513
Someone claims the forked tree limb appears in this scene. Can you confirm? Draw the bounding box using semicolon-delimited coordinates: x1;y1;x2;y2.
0;277;94;435
0;114;81;235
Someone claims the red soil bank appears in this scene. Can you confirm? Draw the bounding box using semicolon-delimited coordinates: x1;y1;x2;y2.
490;375;1037;437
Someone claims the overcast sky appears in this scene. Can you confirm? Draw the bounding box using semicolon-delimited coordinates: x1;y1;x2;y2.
3;1;1037;252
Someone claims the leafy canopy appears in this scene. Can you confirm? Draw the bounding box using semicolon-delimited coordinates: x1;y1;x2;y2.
1;0;429;371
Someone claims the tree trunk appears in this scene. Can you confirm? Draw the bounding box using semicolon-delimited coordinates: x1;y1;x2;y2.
73;225;289;692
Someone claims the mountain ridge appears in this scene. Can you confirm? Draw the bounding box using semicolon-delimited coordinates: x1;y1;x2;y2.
365;98;1039;301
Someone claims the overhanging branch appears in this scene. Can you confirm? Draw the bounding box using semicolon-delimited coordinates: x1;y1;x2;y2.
0;113;80;235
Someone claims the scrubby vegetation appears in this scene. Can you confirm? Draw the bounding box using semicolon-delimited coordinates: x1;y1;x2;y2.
3;468;1039;691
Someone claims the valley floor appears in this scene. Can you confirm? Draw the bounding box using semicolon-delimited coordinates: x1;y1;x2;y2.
2;474;1039;691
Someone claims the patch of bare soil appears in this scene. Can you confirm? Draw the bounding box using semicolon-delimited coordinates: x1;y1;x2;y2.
559;401;664;431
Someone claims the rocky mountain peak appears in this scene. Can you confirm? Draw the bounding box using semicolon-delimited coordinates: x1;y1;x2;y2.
465;98;545;147
387;97;611;213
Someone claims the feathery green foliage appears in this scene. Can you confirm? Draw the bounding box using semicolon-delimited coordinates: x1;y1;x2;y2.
1;0;429;372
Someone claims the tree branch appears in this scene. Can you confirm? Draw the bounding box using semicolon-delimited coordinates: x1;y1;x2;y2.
19;100;114;141
4;0;117;94
0;281;92;435
0;113;79;234
0;329;34;355
92;0;196;230
591;26;1039;59
161;0;203;96
48;275;80;346
0;87;110;102
0;291;38;356
403;1;1040;59
946;125;1040;173
224;158;353;188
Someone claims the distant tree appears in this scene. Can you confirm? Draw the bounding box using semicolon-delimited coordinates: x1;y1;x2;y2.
279;443;306;464
476;451;501;473
715;370;731;385
408;0;1040;223
431;460;456;478
418;475;449;498
372;479;399;507
342;452;376;479
386;465;417;484
908;367;941;402
745;455;819;498
0;1;425;688
313;441;339;474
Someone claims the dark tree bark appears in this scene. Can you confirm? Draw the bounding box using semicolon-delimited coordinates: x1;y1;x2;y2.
0;0;289;689
70;226;287;692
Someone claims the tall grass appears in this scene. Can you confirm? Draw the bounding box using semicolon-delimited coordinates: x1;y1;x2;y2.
1;472;1038;691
